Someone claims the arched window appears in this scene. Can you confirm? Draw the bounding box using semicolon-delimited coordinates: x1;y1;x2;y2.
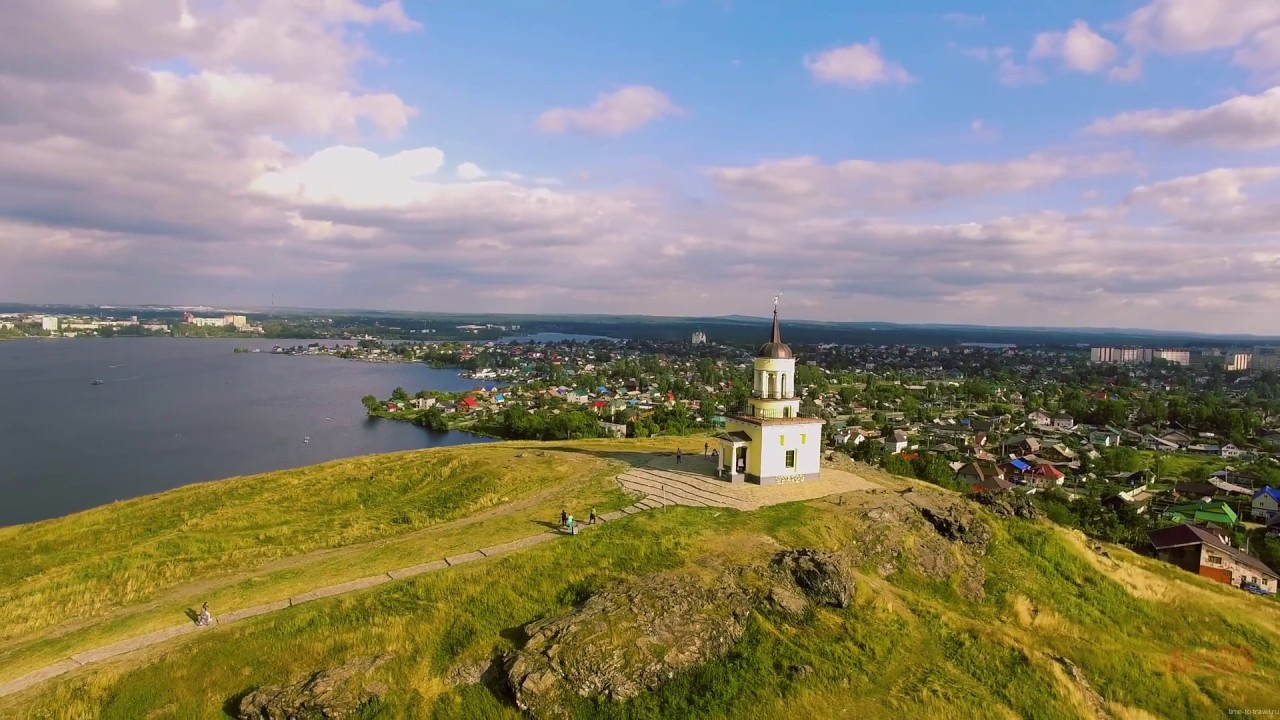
768;373;777;398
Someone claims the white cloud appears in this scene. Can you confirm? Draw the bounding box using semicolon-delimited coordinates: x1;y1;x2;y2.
1127;166;1280;231
1122;0;1280;76
957;46;1045;87
535;86;682;136
456;162;486;180
707;152;1130;216
1030;20;1118;73
1088;87;1280;149
804;40;915;88
1122;0;1280;55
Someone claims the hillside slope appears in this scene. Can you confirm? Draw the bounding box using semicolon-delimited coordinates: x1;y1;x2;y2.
2;440;1277;719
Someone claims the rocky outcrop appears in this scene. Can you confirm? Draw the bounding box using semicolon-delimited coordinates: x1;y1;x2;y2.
900;489;992;554
505;572;752;716
973;491;1041;520
771;549;854;608
236;655;391;720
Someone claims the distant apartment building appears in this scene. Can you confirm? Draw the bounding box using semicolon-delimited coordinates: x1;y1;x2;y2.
1152;349;1191;366
1226;352;1251;372
224;314;248;329
1090;346;1152;364
1090;346;1188;365
691;330;707;345
41;315;59;332
1254;347;1280;371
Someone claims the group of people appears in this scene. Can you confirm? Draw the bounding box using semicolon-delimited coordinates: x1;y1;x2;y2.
560;507;598;534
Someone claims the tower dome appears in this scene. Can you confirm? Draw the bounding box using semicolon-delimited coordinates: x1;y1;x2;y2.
756;306;792;359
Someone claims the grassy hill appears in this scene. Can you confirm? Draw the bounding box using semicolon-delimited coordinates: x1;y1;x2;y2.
2;439;1278;718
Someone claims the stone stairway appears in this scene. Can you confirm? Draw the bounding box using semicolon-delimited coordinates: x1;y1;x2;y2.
615;462;748;510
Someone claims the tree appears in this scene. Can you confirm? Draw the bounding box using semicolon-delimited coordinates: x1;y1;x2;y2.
391;387;410;402
361;394;379;412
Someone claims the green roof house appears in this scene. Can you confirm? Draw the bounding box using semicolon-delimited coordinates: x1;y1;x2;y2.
1162;501;1238;527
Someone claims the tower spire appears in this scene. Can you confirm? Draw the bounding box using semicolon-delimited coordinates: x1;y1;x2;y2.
771;293;782;344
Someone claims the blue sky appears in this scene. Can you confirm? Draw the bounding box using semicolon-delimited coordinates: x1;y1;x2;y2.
3;0;1280;332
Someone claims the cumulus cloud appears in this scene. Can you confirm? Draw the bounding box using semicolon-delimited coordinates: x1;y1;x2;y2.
1030;20;1119;73
535;86;682;136
957;46;1045;87
456;162;487;180
1087;87;1280;149
804;40;915;88
1122;0;1280;76
4;0;1280;331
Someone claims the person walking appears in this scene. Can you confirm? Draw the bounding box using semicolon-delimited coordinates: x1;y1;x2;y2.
560;508;567;528
197;602;212;627
589;508;597;525
567;514;575;535
675;448;682;465
704;442;709;455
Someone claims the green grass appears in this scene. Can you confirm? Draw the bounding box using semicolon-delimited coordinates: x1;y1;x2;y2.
5;438;1280;719
0;437;707;682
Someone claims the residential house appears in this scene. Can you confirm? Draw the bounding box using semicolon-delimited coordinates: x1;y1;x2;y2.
1172;482;1219;502
597;421;628;439
957;462;1012;492
1052;413;1075;430
1252;487;1280;522
1103;485;1153;514
1005;435;1041;455
456;396;478;412
1162;501;1238;527
1089;429;1121;448
1000;458;1032;484
1160;430;1193;447
1028;410;1053;428
1148;524;1278;593
411;397;438;410
1220;444;1249;460
884;430;909;453
1141;434;1180;452
1026;463;1066;488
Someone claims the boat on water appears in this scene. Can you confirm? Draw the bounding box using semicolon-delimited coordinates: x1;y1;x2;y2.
90;379;104;386
303;436;311;443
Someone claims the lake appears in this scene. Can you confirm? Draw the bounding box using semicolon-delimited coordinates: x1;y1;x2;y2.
0;338;491;526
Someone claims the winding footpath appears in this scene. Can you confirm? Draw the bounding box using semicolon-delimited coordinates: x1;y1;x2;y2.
0;457;874;700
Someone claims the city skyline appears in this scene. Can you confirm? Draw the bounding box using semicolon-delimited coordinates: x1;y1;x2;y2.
3;1;1280;332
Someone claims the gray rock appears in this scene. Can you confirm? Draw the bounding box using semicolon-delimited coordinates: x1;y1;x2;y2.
771;549;854;608
768;585;809;615
900;489;992;554
972;491;1041;520
505;572;752;716
236;654;391;720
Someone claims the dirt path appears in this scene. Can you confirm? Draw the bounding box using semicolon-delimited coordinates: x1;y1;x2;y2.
0;456;879;700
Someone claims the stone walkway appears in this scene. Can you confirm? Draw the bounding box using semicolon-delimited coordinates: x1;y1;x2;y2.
0;454;876;700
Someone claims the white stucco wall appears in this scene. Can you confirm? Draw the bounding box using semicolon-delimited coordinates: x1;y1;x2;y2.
758;421;823;479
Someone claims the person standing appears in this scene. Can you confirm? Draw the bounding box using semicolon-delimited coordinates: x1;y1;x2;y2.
567;514;575;535
676;448;682;465
560;508;567;528
197;602;212;627
589;508;597;525
704;442;709;455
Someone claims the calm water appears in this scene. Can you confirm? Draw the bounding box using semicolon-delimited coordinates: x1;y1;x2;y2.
0;338;491;526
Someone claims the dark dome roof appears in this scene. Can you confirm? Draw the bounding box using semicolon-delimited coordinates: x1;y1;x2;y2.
757;341;793;359
756;305;792;358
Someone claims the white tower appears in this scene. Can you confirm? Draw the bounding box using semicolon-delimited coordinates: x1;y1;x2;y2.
715;297;824;486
